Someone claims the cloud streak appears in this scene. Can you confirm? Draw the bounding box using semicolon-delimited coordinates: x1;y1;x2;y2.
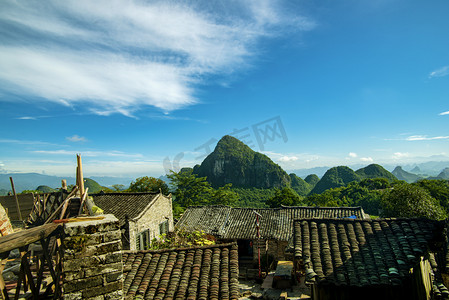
0;0;314;116
429;66;449;78
406;135;449;141
66;135;87;142
33;149;143;158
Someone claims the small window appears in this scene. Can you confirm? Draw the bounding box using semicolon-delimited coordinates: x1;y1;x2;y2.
159;220;169;235
137;229;150;250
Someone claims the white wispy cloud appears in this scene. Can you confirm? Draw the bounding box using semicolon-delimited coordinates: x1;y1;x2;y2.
66;135;87;142
392;152;409;159
0;138;58;146
429;65;449;78
16;116;37;120
33;149;143;158
348;152;357;158
439;111;449;116
406;135;449;141
0;0;314;116
360;157;373;162
279;156;298;162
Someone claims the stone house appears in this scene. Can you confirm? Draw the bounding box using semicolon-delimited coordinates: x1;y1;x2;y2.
293;218;449;300
91;192;174;250
176;205;369;263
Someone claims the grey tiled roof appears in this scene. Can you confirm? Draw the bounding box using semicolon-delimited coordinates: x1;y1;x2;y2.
176;205;368;241
293;218;447;293
91;192;159;226
122;243;239;300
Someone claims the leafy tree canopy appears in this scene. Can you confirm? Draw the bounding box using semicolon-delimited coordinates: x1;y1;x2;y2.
128;176;169;194
111;184;126;192
380;183;446;220
266;187;303;208
413;179;449;211
167;170;237;207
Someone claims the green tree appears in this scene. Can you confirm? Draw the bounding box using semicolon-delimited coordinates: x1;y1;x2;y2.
380;183;446;220
210;184;238;206
111;184;126;192
19;190;41;195
413;179;449;211
266;187;302;208
168;170;238;207
167;170;212;207
128;176;169;194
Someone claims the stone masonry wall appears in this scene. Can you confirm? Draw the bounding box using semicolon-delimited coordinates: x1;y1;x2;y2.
128;194;174;250
62;214;124;300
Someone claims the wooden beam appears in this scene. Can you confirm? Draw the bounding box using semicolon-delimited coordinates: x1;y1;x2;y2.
77;154;85;196
78;187;89;216
9;177;22;221
0;223;61;254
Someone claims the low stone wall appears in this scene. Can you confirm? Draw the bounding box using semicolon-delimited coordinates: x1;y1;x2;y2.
62;214;124;300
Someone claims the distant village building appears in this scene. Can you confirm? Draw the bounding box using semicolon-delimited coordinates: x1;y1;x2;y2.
176;205;369;263
293;218;449;300
91;192;174;250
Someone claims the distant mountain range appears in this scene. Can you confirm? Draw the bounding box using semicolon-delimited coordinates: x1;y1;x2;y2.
0;173;133;194
310;164;397;194
2;136;448;195
392;166;422;183
191;136;406;195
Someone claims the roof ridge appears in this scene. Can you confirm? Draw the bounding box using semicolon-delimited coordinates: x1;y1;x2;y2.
123;242;237;254
91;192;160;196
293;217;442;223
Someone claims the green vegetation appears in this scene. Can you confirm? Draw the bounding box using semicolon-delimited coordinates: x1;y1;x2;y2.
289;173;314;196
305;179;384;215
310;166;360;194
128;176;169;194
304;174;319;187
36;185;57;193
266;187;303;208
355;164;397;182
193;135;290;189
167;169;238;216
310;164;397;195
414;179;449;212
150;229;215;250
380;183;446;220
232;188;274;208
437;168;449;180
19;189;41;194
84;178;106;193
392;166;422;183
304;177;449;219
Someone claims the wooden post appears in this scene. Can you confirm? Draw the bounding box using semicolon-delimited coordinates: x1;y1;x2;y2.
61;179;67;191
76;154;84;197
10;176;23;221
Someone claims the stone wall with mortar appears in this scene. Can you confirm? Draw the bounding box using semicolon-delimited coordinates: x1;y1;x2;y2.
62;214;124;300
128;194;174;250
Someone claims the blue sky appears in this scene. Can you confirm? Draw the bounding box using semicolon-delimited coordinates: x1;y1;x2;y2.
0;0;448;178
